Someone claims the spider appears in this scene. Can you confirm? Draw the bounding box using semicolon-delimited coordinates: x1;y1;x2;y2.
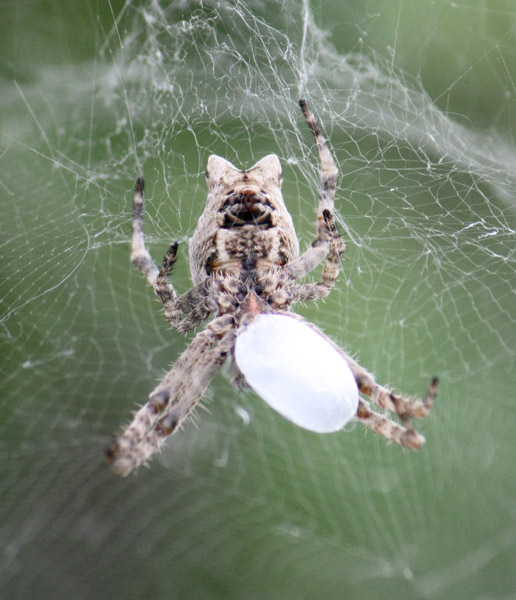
107;99;438;476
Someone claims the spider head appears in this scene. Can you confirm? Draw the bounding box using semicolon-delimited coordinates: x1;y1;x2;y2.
189;154;299;284
220;189;274;229
206;154;283;189
204;154;288;229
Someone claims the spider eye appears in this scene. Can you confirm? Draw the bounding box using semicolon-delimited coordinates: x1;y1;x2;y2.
235;314;359;432
221;191;274;228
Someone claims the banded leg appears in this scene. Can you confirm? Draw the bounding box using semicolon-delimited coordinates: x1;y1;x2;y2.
299;98;338;216
356;399;425;449
107;315;235;476
321;336;438;422
288;100;343;290
299;100;439;426
131;177;210;331
351;366;439;422
289;209;345;303
123;331;235;474
283;313;438;435
131;177;161;286
175;291;212;333
298;102;437;423
157;243;211;330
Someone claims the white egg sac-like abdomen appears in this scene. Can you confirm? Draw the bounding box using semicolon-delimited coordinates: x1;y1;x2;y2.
235;313;358;433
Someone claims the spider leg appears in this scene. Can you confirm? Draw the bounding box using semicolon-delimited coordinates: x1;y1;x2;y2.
131;177;210;331
356;398;425;449
131;177;161;285
158;249;211;330
300;313;438;421
288;209;345;303
107;315;235;476
350;362;439;421
281;312;437;431
174;292;213;333
284;100;344;302
299;99;338;215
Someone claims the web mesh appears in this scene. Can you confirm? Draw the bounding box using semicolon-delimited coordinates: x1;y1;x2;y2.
2;1;516;599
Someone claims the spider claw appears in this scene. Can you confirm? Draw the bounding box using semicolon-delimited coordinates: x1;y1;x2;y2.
105;436;119;464
425;377;439;410
299;98;320;134
400;429;426;450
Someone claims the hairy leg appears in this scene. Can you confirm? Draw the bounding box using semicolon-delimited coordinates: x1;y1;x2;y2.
107;315;235;476
288;209;345;303
131;177;161;286
351;364;439;421
283;312;438;430
295;103;437;421
299;99;338;215
286;100;344;296
304;319;438;422
356;398;425;449
131;177;210;331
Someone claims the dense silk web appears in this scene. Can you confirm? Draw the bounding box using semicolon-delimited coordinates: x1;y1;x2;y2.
2;1;516;599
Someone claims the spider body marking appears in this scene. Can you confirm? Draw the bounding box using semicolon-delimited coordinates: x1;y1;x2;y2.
107;100;438;477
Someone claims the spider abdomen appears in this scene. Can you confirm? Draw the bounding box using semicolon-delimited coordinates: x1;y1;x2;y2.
235;313;359;432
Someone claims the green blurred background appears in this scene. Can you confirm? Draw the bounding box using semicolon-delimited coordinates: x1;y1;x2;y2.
2;1;516;599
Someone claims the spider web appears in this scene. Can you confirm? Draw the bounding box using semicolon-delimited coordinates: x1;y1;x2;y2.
2;1;516;598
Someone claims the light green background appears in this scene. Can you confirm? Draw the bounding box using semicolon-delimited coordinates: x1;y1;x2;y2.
2;1;516;599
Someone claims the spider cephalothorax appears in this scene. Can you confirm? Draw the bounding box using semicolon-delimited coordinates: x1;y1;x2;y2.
107;100;438;477
188;153;300;316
